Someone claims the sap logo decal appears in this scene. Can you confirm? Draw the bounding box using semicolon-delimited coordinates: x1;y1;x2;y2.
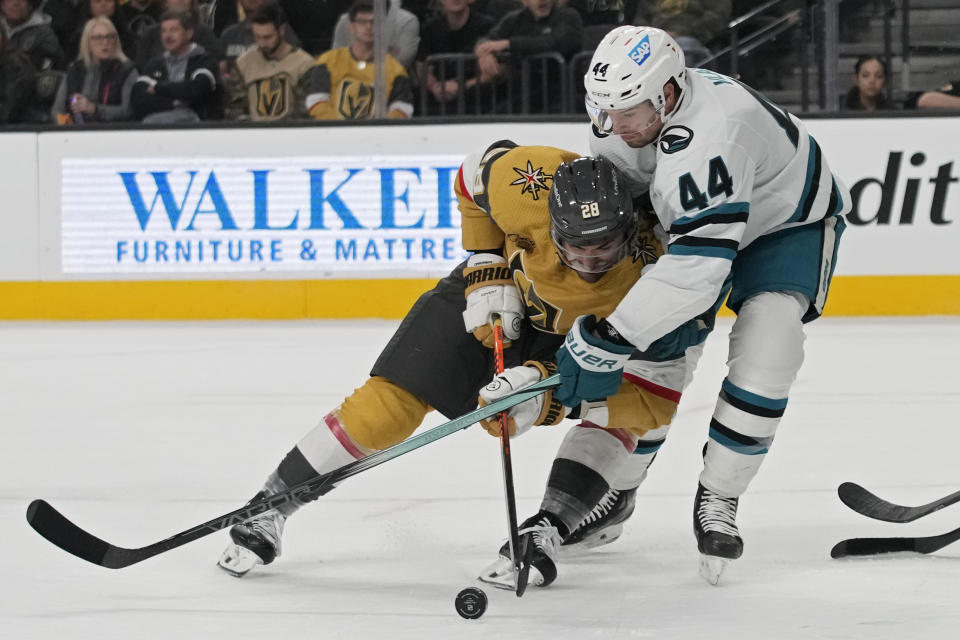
628;34;652;67
659;126;694;154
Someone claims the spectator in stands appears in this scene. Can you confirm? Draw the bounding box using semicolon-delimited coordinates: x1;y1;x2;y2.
66;0;137;61
304;0;413;119
225;1;313;120
473;0;582;111
0;0;64;69
567;0;623;27
135;0;220;69
220;0;301;62
215;0;349;55
417;0;493;113
330;0;419;71
52;16;137;123
0;21;35;123
843;55;893;111
119;0;162;42
472;0;521;17
632;0;731;66
41;0;80;56
131;10;222;122
905;78;960;110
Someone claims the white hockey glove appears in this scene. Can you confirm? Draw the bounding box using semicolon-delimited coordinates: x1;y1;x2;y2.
478;361;565;437
462;253;524;348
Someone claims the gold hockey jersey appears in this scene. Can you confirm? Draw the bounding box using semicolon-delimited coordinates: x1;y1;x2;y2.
233;46;315;121
304;47;414;120
455;143;663;336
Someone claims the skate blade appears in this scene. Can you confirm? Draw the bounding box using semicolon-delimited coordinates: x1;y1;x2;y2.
218;544;263;577
477;556;549;591
559;524;624;558
477;556;517;590
698;553;730;586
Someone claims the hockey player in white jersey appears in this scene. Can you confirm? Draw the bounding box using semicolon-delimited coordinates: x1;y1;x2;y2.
553;26;850;584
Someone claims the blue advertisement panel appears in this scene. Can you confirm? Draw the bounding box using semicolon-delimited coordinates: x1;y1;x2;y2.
61;154;468;275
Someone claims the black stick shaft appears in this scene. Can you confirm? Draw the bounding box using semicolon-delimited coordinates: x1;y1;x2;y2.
493;318;527;597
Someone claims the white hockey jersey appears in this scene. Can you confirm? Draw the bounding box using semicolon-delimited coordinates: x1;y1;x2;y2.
591;68;851;350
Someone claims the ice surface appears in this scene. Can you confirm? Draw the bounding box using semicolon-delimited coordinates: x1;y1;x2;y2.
3;318;960;640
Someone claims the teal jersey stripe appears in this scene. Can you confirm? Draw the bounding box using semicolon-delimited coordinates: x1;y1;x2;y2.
673;201;751;227
831;178;845;216
788;136;820;223
668;243;738;261
722;378;788;411
709;428;771;455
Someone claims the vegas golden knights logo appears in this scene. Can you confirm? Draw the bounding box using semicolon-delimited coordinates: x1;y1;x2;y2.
255;77;289;118
510;254;561;333
337;79;374;119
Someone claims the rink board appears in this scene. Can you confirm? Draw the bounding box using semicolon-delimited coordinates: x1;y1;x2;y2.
1;117;958;319
2;274;960;320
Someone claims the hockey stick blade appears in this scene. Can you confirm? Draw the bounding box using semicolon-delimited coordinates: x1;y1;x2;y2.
838;482;960;523
831;525;960;558
515;534;533;597
27;374;559;569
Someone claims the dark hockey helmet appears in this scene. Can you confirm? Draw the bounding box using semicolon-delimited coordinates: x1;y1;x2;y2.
549;156;638;274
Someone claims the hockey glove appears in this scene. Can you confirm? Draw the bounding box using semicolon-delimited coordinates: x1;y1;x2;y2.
478;361;565;437
555;315;635;408
462;253;524;348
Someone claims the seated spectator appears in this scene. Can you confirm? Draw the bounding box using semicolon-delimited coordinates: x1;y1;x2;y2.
135;0;220;69
0;22;35;123
119;0;163;41
225;1;313;120
220;0;300;62
53;16;137;123
633;0;731;66
472;0;521;17
330;0;418;71
1;0;65;70
131;10;222;122
66;0;138;61
905;79;960;110
843;55;894;111
417;0;493;112
42;0;81;54
304;0;413;119
567;0;623;26
277;0;351;55
473;0;582;111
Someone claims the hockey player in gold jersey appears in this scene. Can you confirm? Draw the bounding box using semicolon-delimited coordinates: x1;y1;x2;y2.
303;0;414;120
217;141;710;579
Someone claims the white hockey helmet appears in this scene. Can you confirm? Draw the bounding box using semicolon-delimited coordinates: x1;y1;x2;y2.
584;26;686;133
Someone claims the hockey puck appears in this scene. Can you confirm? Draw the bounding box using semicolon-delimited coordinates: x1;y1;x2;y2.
454;586;487;619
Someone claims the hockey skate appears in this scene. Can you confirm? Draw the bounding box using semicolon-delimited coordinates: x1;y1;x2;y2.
560;487;636;556
693;482;743;585
478;514;562;590
218;492;287;577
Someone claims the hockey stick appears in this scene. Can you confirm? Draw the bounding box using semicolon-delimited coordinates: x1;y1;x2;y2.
831;525;960;558
491;317;531;597
838;482;960;523
26;374;560;569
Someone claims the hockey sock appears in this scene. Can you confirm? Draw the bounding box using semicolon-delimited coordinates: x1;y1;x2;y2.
701;292;805;496
613;424;670;490
264;377;431;513
540;423;637;534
